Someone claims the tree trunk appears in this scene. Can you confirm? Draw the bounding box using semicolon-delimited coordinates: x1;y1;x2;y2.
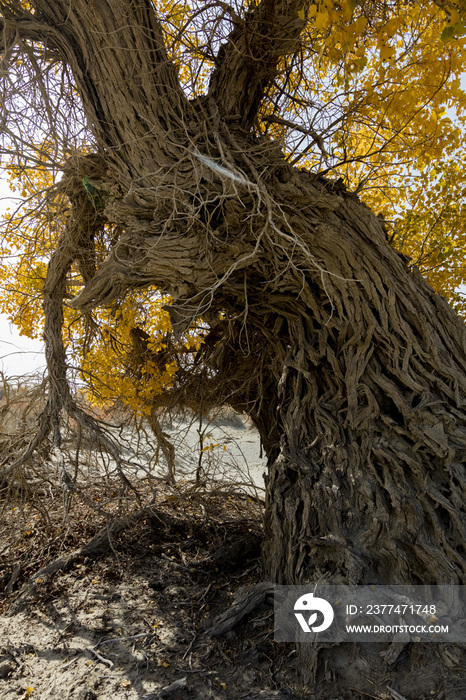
261;190;466;588
70;136;466;696
2;1;466;696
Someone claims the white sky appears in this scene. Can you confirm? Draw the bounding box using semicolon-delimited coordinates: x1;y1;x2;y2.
0;176;46;377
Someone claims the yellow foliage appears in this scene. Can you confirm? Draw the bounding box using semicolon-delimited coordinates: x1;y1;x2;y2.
0;161;58;338
77;294;204;416
267;0;465;316
389;159;466;317
0;160;207;413
1;0;466;427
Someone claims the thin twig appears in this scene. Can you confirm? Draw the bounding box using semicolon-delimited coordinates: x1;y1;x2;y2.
87;646;114;668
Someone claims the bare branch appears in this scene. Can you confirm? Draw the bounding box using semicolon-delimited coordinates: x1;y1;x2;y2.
261;113;329;157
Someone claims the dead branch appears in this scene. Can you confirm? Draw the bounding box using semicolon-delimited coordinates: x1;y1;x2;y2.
205;581;273;636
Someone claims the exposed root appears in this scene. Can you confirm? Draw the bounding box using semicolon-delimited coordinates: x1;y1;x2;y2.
206;581;273;636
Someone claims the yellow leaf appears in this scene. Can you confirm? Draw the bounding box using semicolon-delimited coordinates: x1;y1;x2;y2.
380;44;395;61
315;11;329;30
352;16;368;34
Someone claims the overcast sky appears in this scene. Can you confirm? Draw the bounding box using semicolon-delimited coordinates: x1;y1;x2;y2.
0;325;46;377
0;177;46;378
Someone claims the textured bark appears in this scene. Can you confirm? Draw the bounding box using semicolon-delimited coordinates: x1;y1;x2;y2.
2;1;466;696
206;582;273;636
208;0;309;128
260;191;466;588
31;0;188;162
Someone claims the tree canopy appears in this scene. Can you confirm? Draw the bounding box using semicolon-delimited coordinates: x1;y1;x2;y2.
1;0;466;417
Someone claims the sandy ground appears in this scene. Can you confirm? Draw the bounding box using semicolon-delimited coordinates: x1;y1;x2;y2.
0;409;295;699
0;494;304;700
2;406;465;699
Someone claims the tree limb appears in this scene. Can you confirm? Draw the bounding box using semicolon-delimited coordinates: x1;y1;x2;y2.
0;3;63;60
2;0;189;162
208;0;310;129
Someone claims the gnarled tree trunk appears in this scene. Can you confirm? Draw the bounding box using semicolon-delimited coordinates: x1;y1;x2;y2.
1;1;465;696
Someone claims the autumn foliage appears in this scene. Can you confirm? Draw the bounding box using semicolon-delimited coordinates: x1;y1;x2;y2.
1;0;466;413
